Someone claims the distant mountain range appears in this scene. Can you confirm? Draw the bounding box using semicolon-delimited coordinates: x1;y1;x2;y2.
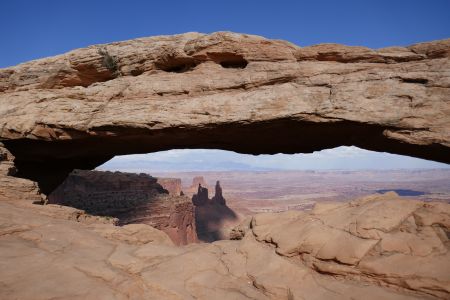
98;159;274;172
97;147;450;172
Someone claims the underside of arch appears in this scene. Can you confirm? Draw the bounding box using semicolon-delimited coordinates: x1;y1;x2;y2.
0;32;449;196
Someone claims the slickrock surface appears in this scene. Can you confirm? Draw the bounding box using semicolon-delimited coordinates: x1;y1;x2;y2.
244;192;450;299
48;169;197;245
1;32;449;299
1;193;449;299
0;32;449;195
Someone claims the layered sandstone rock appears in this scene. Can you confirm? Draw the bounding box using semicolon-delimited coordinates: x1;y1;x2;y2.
187;176;209;195
1;193;449;299
191;180;227;207
234;192;450;299
192;184;209;206
121;196;197;246
191;180;238;241
48;169;197;245
156;177;183;196
0;143;44;203
0;31;449;299
211;180;226;205
0;32;449;195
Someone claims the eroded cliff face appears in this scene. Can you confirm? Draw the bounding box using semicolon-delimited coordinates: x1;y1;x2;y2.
48;169;197;245
187;176;209;196
156;177;183;196
0;32;449;195
0;143;43;202
0;32;449;300
192;180;239;242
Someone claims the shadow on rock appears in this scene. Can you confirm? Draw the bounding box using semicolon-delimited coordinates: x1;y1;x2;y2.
192;180;238;242
47;169;198;245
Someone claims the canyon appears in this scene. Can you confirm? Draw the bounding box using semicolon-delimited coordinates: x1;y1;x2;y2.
48;169;197;245
0;32;449;299
155;169;450;215
48;169;241;245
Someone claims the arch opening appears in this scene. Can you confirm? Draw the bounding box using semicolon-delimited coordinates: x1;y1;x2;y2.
44;147;450;245
3;118;450;196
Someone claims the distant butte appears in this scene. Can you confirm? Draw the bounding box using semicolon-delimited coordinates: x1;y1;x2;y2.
191;178;238;241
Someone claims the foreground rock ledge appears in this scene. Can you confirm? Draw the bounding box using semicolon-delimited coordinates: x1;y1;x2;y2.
0;32;449;194
1;193;449;299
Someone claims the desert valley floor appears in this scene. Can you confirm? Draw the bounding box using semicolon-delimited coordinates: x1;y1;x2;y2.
151;169;450;215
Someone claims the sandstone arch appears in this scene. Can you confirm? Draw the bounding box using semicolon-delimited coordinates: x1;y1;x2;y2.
0;32;449;196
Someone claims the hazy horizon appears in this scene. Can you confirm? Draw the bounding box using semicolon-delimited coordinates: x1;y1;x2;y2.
97;146;450;173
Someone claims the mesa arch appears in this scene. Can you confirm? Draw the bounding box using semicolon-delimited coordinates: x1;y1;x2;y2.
0;32;449;196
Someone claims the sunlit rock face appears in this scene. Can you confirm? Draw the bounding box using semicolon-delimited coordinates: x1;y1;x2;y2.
156;177;183;196
0;32;449;299
229;192;450;299
0;32;449;196
1;192;449;299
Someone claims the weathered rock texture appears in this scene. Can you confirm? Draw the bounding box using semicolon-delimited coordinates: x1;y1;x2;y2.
187;176;209;195
211;180;226;205
0;143;44;202
191;180;238;241
1;193;449;299
191;184;209;206
240;192;450;299
156;177;183;196
48;169;197;245
0;32;449;195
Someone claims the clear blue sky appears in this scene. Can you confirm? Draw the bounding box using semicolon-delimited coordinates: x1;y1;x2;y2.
1;0;450;68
